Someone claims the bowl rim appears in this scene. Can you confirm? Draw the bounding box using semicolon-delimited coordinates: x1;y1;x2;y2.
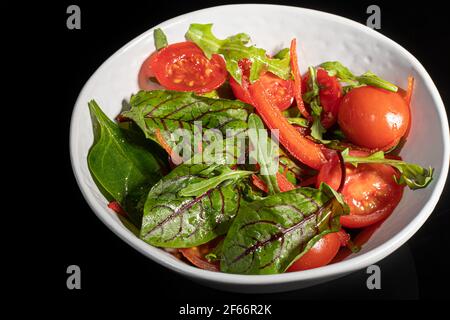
70;3;449;286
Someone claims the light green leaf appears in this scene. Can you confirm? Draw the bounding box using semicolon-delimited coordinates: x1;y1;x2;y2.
185;23;291;84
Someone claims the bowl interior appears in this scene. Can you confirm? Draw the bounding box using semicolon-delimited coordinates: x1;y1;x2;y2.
70;4;448;288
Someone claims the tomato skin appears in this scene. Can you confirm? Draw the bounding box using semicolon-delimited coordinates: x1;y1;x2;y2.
138;53;164;91
338;86;410;150
230;59;294;110
302;68;343;128
287;232;341;272
317;150;404;228
148;42;227;94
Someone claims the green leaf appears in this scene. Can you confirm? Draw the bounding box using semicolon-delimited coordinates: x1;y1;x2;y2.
220;184;349;274
302;67;329;143
179;166;253;197
278;148;304;185
154;28;168;51
342;148;434;189
87;100;165;226
356;71;398;92
185;23;291;84
320;61;398;92
248;114;280;194
205;240;224;262
310;100;328;143
121;90;252;160
273;48;290;60
319;61;358;85
286;117;309;127
140;163;246;248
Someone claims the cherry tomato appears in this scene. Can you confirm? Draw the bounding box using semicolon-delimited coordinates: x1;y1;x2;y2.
302;68;343;128
148;42;227;94
287;232;341;272
230;59;294;110
338;86;410;150
317;150;404;228
138;53;161;91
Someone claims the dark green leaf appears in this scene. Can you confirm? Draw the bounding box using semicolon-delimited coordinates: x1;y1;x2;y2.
220;183;348;274
87;100;165;225
121;90;252;161
154;28;168;51
140;163;246;248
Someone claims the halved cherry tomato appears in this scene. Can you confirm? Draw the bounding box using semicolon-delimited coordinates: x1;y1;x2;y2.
302;68;342;128
138;53;163;91
287;232;342;272
148;42;227;94
338;86;410;151
317;150;404;228
230;59;294;110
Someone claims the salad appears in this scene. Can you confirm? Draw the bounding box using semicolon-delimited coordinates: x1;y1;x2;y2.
87;24;434;274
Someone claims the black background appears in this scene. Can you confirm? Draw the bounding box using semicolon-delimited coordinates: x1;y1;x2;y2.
25;0;450;302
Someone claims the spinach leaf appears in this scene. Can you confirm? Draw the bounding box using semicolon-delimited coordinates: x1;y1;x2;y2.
185;24;291;84
140;163;247;248
220;183;348;274
87;100;165;225
248;114;280;194
121;90;252;157
153;28;168;51
341;148;434;190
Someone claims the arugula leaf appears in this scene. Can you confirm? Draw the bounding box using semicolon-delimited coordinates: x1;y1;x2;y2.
356;71;398;92
320;61;398;92
286;117;309;127
341;148;434;189
248;114;280;194
185;23;291;84
121;90;252;158
220;183;349;274
303;67;328;143
154;28;168;51
140;163;247;248
87;100;165;226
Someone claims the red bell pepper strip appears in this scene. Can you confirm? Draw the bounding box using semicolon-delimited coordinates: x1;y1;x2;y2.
108;201;127;217
403;76;414;105
252;173;296;193
290;38;310;119
179;247;219;272
249;80;328;170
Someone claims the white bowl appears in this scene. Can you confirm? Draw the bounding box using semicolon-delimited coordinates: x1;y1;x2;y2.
70;4;449;293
